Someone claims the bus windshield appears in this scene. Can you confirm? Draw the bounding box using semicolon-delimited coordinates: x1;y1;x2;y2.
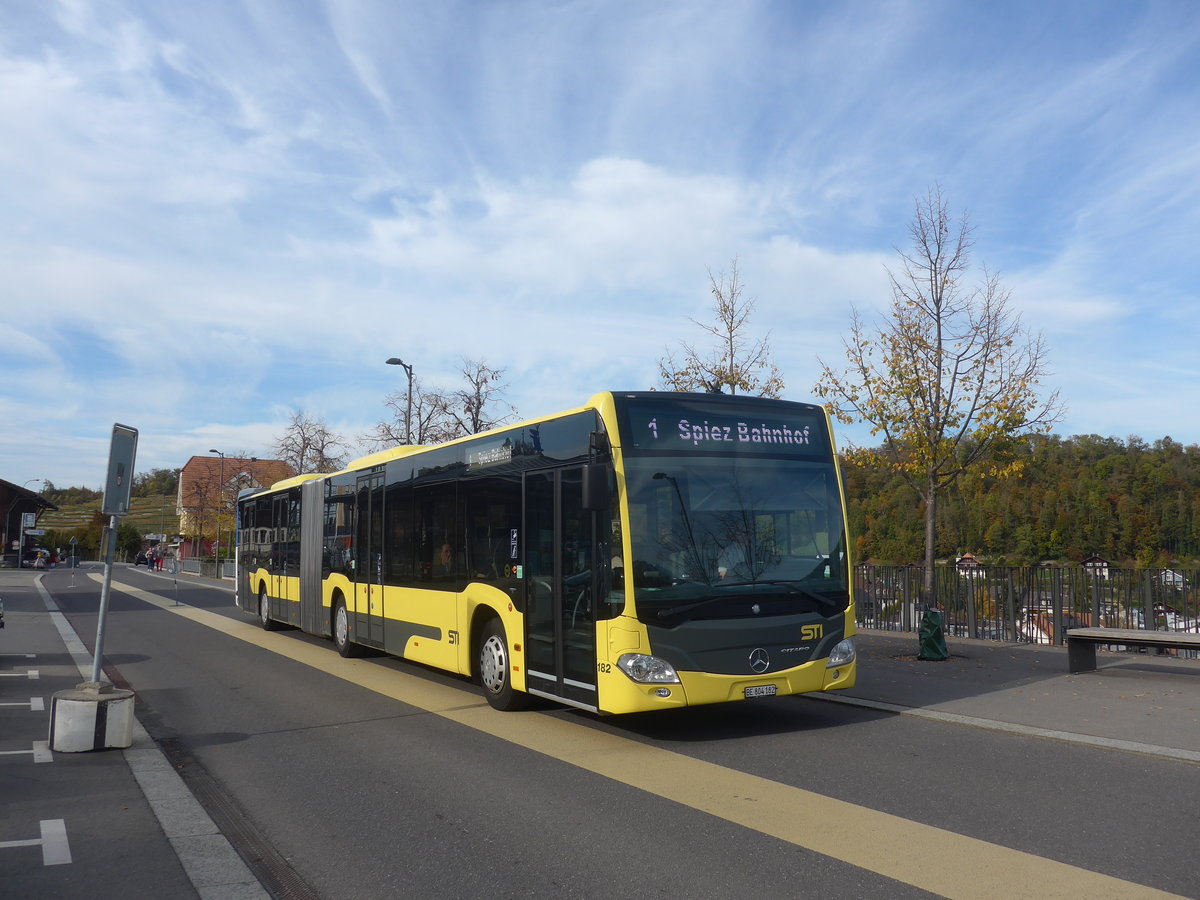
621;455;848;626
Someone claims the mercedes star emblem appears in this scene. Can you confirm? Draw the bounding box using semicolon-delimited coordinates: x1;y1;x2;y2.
749;647;770;673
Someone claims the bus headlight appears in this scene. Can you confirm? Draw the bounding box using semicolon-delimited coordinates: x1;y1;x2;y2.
617;653;681;684
826;637;855;668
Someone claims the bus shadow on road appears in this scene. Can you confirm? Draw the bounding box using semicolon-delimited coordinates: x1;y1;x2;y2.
560;693;891;744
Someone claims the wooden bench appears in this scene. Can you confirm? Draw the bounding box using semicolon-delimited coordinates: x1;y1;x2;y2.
1066;627;1200;673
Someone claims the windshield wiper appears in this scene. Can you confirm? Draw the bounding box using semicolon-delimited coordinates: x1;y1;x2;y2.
656;593;724;619
711;580;844;612
656;582;843;620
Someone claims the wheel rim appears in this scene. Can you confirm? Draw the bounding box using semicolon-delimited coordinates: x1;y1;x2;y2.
335;604;348;647
480;633;507;695
259;593;269;624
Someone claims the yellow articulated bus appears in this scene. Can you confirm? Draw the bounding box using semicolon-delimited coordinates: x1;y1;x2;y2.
235;391;857;714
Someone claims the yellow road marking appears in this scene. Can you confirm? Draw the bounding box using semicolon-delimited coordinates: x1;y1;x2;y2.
96;576;1181;899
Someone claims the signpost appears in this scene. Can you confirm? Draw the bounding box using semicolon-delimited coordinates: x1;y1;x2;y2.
93;424;138;683
50;424;139;752
19;511;36;558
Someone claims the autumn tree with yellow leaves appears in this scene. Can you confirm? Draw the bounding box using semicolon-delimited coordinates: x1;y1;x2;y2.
659;257;784;398
815;187;1063;601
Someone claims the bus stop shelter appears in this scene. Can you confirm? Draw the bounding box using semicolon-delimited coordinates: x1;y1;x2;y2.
1;478;57;567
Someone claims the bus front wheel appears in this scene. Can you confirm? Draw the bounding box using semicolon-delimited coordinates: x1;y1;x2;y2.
478;618;528;711
333;597;361;658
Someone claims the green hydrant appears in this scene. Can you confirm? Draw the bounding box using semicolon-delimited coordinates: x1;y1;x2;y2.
918;608;949;660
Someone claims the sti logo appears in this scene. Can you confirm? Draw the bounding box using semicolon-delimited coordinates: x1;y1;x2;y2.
801;624;824;642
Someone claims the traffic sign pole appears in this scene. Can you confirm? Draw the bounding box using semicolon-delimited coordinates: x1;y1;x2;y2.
91;424;138;686
51;424;139;753
90;518;119;685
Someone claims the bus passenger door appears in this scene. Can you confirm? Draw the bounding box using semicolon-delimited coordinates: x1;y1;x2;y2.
271;494;289;618
354;472;386;646
524;467;598;710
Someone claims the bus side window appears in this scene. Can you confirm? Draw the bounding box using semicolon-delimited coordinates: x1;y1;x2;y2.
462;475;521;587
384;481;414;587
416;483;458;590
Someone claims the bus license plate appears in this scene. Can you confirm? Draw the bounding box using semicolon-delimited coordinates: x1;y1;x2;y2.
744;684;777;699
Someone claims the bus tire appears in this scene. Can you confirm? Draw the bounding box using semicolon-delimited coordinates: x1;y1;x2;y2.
333;596;361;658
478;618;528;711
258;588;279;631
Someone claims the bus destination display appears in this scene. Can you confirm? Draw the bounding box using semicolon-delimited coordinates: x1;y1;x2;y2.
622;401;826;455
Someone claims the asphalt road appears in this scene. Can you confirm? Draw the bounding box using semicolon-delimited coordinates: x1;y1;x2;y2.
4;564;1198;899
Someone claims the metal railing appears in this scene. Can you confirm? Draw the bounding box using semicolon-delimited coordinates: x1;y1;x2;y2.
178;558;235;579
855;565;1200;657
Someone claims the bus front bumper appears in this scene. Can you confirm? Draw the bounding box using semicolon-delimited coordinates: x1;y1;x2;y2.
599;655;857;713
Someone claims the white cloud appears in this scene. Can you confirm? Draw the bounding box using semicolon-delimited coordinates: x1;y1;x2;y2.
2;0;1200;489
348;159;753;295
1008;258;1131;333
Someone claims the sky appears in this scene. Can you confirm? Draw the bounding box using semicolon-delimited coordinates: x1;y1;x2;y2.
2;0;1199;489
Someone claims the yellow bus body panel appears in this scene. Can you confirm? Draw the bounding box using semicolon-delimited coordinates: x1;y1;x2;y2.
463;586;528;693
313;576;524;690
373;585;460;671
283;574;301;604
323;573;353;618
592;615;856;714
595;655;856;714
248;572;301;607
245;567;266;598
678;656;856;707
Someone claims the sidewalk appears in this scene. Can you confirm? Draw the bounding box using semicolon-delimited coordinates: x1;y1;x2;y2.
820;628;1200;762
0;568;267;899
2;569;1196;895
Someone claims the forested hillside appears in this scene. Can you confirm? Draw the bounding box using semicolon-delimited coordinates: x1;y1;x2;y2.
843;435;1200;567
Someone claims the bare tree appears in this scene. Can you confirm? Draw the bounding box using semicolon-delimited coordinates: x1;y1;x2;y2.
658;257;784;397
272;410;349;474
185;478;216;554
446;358;518;435
363;378;458;450
364;359;518;450
815;186;1064;601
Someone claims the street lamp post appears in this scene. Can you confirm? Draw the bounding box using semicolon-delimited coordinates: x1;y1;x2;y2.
209;449;225;573
385;357;415;444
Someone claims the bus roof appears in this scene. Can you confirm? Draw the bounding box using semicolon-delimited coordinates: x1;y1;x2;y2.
326;391;616;477
247;391;828;498
264;472;324;492
243;393;609;499
339;443;429;472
